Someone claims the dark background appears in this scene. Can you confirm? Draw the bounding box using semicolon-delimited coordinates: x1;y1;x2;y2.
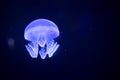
0;0;116;80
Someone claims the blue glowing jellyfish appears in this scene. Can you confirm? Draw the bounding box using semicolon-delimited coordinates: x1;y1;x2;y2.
24;19;60;59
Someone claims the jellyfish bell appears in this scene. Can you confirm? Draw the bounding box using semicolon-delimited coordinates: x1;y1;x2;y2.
24;19;59;45
24;19;60;59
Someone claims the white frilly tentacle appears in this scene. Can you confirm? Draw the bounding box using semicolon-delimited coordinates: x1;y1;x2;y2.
25;42;38;58
46;40;59;58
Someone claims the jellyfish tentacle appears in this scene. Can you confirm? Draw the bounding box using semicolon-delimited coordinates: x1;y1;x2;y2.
25;42;38;58
46;40;54;54
39;47;47;59
48;42;59;58
46;40;59;58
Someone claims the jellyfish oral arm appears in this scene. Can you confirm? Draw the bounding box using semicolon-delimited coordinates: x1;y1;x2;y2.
39;47;47;59
38;40;59;59
48;42;59;58
47;40;59;58
25;42;38;58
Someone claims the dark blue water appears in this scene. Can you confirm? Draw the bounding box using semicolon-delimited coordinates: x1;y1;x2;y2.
0;0;116;80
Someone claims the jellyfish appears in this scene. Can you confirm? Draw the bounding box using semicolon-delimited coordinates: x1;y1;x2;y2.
24;19;60;59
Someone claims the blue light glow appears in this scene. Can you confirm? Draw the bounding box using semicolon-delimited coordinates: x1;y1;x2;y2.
24;19;60;59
